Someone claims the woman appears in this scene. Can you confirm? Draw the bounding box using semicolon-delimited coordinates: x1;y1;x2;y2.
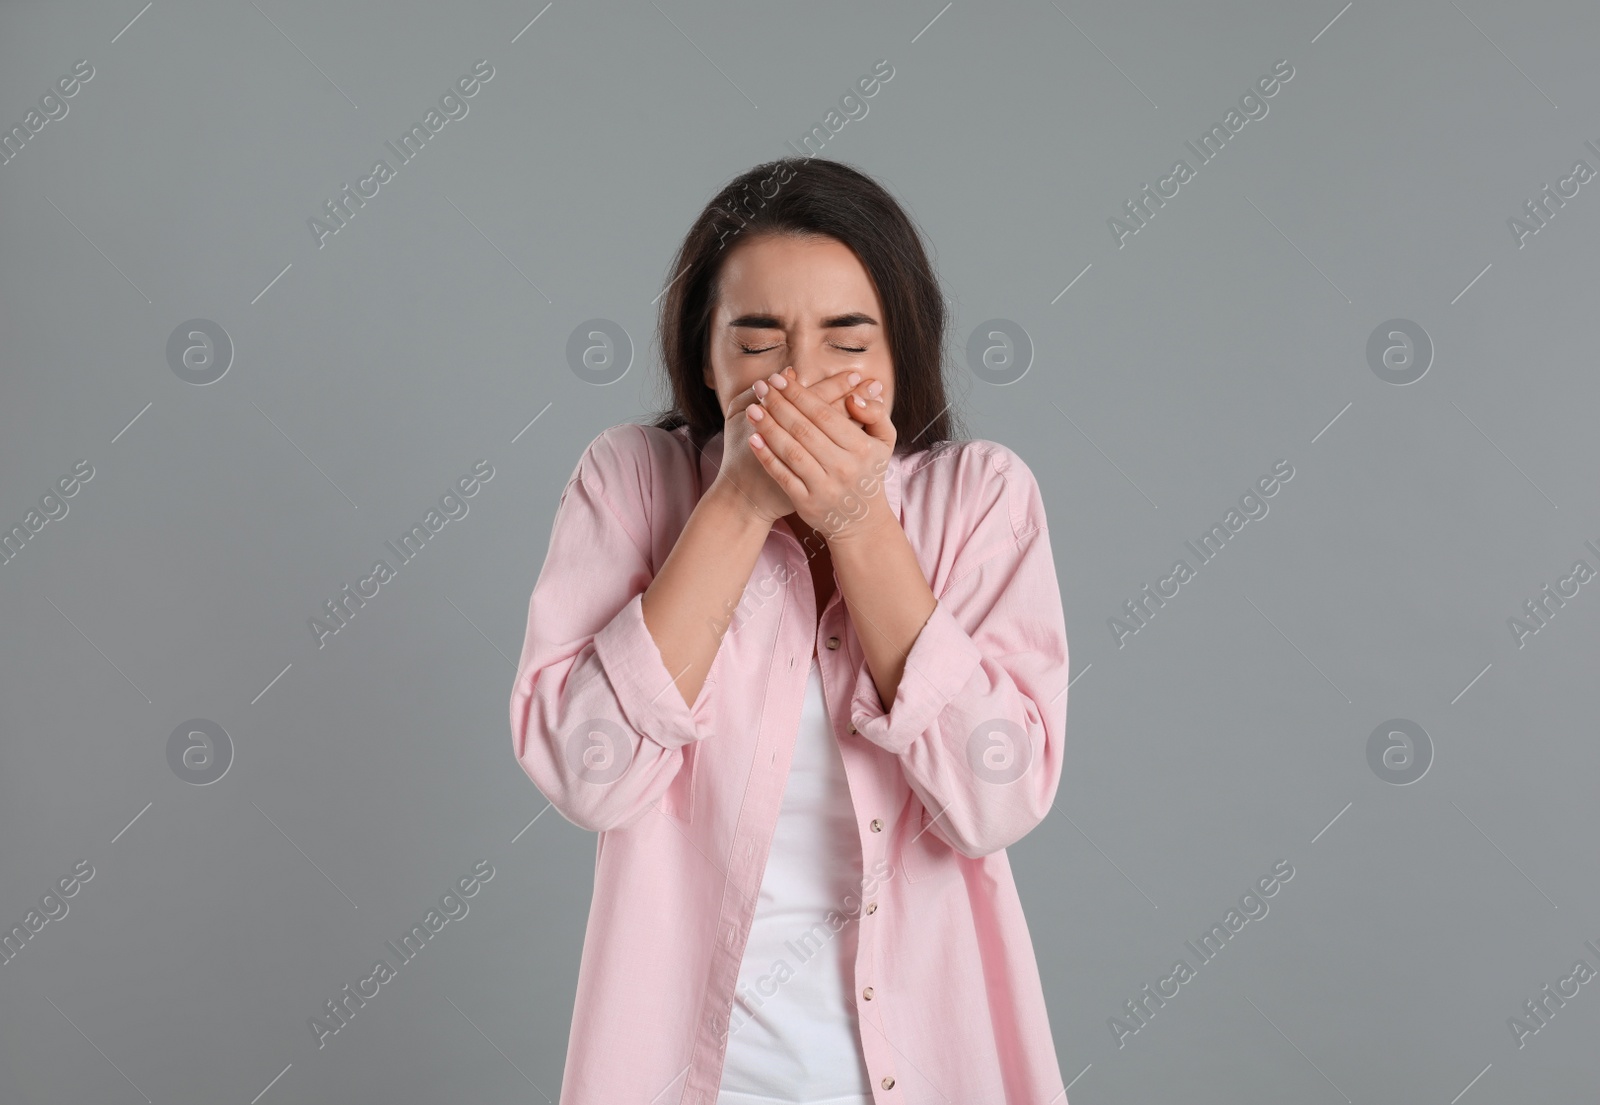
511;157;1070;1104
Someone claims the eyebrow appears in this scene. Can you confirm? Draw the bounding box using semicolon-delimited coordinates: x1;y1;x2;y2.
727;312;878;330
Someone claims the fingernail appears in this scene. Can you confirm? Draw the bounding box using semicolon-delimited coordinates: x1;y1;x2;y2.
769;372;787;389
750;432;764;448
749;405;764;420
866;380;882;397
853;395;866;407
847;371;861;386
753;379;768;398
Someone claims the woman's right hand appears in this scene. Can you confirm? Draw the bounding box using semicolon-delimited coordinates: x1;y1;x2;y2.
711;366;878;527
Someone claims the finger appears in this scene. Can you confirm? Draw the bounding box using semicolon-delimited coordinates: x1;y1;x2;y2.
842;391;895;450
744;369;863;419
747;424;805;498
725;382;762;418
762;371;873;452
828;376;881;419
811;369;879;410
758;367;880;440
856;396;896;448
765;365;874;410
845;392;888;424
747;396;832;492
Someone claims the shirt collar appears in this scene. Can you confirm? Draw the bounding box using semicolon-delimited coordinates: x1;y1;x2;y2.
698;428;903;523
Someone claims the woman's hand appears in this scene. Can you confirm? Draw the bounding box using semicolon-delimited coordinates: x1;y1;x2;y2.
746;365;895;543
712;368;880;527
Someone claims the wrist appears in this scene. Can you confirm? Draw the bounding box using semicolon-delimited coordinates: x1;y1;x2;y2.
702;478;779;536
825;502;895;550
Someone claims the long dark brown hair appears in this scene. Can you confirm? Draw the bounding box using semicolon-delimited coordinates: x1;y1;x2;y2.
649;157;966;458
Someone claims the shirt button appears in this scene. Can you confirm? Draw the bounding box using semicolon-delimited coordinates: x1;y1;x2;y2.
881;1076;896;1090
826;636;840;649
870;818;884;832
866;901;877;914
862;986;874;1000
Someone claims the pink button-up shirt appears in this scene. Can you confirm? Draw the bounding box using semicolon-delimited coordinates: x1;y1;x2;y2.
510;422;1070;1104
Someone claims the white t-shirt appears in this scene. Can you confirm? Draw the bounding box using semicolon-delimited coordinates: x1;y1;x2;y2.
717;657;875;1105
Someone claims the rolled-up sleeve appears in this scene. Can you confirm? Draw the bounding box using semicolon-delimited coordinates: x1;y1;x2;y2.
510;426;712;833
848;447;1068;859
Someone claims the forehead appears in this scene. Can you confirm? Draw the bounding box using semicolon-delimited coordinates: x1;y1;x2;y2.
713;234;879;314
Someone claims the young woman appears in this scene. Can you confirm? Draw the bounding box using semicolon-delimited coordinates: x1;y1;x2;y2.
511;157;1071;1104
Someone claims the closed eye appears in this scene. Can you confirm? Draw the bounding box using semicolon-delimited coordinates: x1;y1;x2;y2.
738;343;867;354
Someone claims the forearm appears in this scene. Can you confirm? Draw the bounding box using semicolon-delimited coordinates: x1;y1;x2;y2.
641;481;774;708
830;514;937;711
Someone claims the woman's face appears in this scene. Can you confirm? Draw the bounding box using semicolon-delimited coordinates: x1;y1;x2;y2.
703;232;895;422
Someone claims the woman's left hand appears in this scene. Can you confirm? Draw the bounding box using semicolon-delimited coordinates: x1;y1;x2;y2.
746;365;896;543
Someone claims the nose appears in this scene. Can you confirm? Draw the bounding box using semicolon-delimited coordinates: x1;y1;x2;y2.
786;352;815;389
787;349;832;390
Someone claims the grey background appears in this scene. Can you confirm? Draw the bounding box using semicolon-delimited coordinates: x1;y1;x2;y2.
2;0;1597;1102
